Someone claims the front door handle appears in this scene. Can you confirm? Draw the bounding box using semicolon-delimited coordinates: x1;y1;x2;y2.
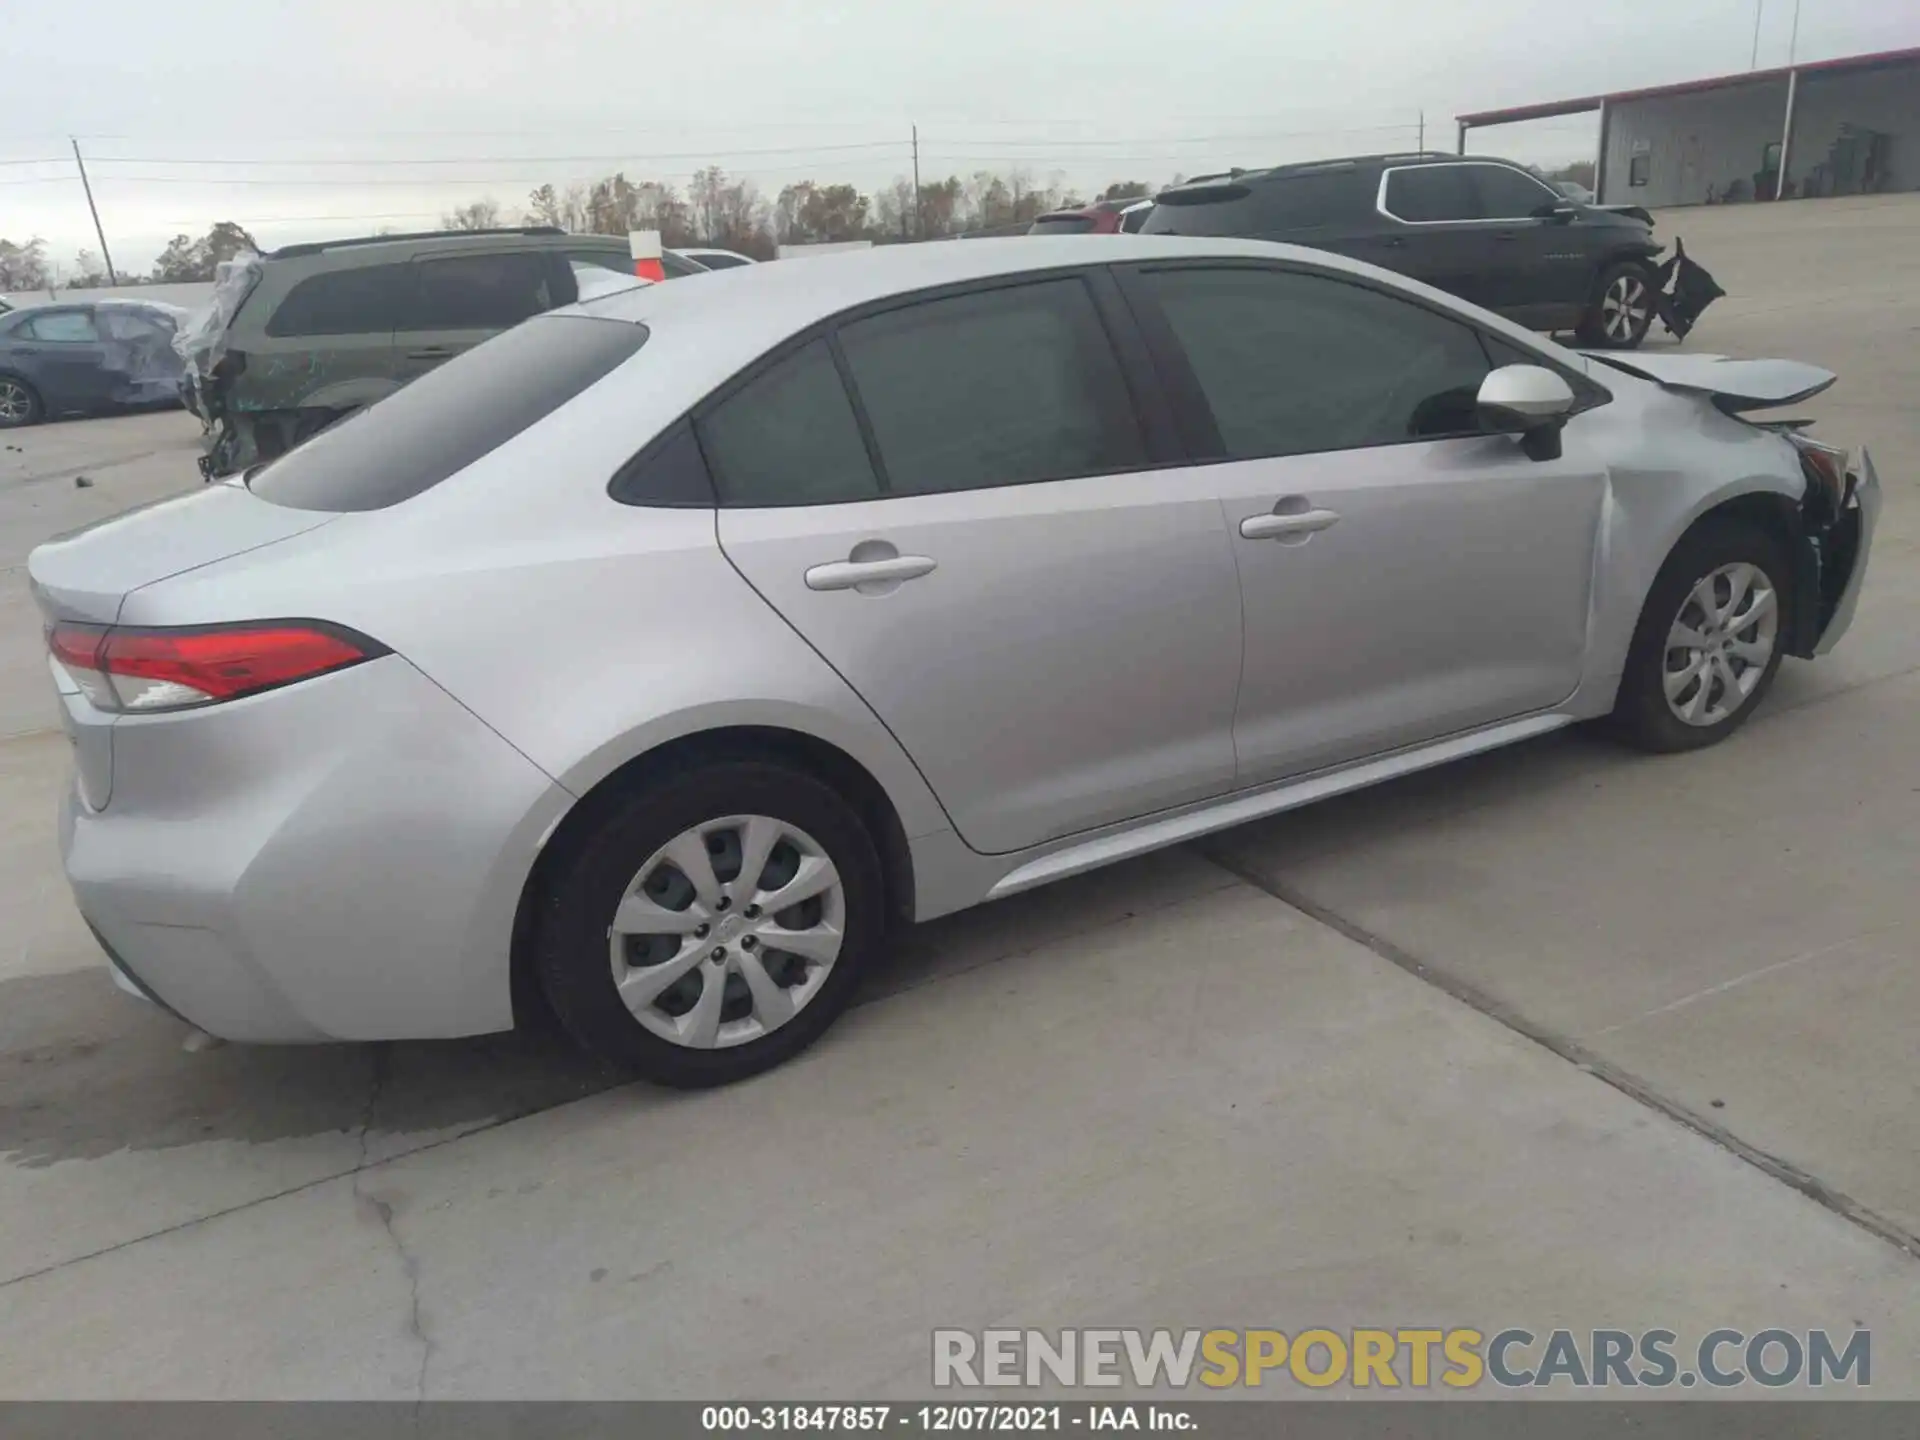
406;346;454;361
1240;508;1340;542
805;554;938;593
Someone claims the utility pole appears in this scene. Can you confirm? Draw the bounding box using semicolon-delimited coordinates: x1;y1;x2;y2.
911;125;923;241
1417;109;1425;152
1749;0;1764;68
71;138;117;285
1786;0;1801;63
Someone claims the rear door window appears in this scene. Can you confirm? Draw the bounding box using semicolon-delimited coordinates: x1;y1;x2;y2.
246;315;648;511
836;277;1146;496
1469;164;1561;219
699;339;880;507
1381;166;1481;223
403;252;557;330
266;265;408;337
22;310;99;342
1250;171;1373;231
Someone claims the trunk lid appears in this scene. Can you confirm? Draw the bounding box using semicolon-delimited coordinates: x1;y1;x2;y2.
1581;351;1837;412
27;480;336;626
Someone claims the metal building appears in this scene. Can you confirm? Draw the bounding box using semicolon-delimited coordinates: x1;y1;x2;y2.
1456;46;1919;208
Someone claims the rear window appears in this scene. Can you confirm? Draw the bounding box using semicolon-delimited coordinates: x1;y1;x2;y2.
246;315;648;512
1029;215;1097;235
1140;184;1255;237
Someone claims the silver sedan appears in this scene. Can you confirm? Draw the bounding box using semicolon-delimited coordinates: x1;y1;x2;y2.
28;236;1879;1086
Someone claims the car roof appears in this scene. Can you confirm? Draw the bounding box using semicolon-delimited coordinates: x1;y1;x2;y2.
1162;151;1523;195
581;233;1417;343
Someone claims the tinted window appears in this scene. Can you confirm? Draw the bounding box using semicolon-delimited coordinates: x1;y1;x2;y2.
1471;164;1560;219
693;252;751;269
23;310;98;342
1119;205;1153;233
267;265;407;337
1140;184;1255;236
1250;171;1372;231
610;420;717;507
838;278;1145;496
406;252;556;330
1141;267;1494;455
699;339;879;506
1383;166;1480;222
1029;215;1097;235
247;315;647;511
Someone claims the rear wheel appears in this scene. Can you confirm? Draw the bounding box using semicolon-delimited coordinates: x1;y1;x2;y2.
535;761;884;1087
1607;520;1790;752
0;374;42;428
1577;262;1656;349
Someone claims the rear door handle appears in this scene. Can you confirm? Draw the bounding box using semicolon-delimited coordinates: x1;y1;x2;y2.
1240;509;1340;541
805;555;938;592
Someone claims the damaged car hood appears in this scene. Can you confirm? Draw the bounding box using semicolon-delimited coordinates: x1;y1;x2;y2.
1581;351;1836;411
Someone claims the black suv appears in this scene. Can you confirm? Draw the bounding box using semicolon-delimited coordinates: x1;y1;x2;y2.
1141;152;1664;348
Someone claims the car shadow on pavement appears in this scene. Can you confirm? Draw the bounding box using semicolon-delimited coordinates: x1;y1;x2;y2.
0;725;1649;1173
0;967;624;1170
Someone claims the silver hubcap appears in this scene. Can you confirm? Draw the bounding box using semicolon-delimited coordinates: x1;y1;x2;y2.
1601;275;1649;341
609;815;845;1049
1664;562;1777;727
0;380;30;423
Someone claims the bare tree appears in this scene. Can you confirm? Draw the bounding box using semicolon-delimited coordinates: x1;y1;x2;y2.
69;249;110;287
1099;180;1153;201
0;238;49;291
442;198;504;231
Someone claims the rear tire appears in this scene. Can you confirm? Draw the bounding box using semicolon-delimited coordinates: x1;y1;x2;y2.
535;760;885;1087
0;374;42;428
1577;261;1657;349
1606;519;1791;753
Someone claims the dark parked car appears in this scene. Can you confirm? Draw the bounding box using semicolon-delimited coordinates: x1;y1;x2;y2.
0;300;187;428
1141;152;1667;348
180;226;708;475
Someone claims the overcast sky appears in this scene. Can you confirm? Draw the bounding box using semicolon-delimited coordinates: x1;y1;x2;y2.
1;0;1910;276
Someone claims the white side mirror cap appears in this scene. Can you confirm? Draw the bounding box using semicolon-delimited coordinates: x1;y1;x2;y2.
1477;364;1576;428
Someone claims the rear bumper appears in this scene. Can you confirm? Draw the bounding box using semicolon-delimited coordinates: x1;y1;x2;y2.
61;655;572;1044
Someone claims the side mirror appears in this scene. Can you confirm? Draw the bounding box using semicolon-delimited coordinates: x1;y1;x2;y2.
1478;364;1576;461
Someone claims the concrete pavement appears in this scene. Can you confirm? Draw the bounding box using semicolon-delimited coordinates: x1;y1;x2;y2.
0;196;1915;1398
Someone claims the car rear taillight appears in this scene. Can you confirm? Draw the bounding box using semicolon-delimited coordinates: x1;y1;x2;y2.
46;620;387;714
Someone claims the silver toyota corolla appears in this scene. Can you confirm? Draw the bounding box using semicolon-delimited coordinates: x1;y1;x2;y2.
28;236;1879;1086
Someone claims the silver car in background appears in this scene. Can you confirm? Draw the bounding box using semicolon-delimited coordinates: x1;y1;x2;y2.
28;236;1878;1086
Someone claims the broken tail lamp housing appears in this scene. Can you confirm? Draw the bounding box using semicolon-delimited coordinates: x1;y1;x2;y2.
47;621;388;714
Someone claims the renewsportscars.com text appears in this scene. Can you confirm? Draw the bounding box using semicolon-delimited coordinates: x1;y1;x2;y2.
932;1327;1871;1391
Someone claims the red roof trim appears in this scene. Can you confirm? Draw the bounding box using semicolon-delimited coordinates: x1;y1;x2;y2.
1458;45;1920;127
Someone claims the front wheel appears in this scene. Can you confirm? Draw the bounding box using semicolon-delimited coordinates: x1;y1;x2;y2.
1577;262;1657;349
535;761;885;1087
1607;520;1790;752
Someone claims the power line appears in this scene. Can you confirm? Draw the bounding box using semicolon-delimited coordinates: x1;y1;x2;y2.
90;140;914;167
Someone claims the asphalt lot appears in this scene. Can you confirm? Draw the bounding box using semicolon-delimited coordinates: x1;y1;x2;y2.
1;196;1916;1398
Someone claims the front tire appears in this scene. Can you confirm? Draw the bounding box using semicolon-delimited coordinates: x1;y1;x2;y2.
0;374;42;428
1577;261;1657;349
535;761;885;1087
1607;520;1790;753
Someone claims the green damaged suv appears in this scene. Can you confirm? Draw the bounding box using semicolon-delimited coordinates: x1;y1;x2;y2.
179;227;706;478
